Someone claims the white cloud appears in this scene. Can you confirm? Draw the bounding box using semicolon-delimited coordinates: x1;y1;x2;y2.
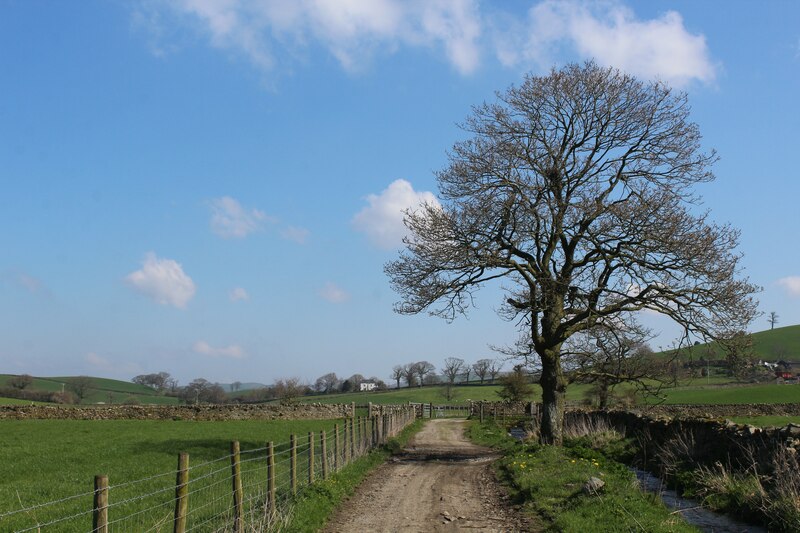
85;352;111;368
209;196;269;239
193;341;246;359
136;0;482;75
281;225;310;244
778;276;800;297
125;252;196;309
229;287;250;301
319;282;349;303
352;179;439;249
2;270;50;295
496;0;716;87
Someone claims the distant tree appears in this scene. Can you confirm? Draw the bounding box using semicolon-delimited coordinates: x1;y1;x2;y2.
314;373;340;394
719;330;756;379
564;318;666;409
442;357;464;385
488;360;503;383
347;374;365;390
367;377;388;390
272;378;307;403
402;363;417;388
423;373;440;385
472;360;491;384
462;366;472;384
340;379;354;392
132;372;172;392
231;381;242;392
9;374;33;390
768;311;779;330
180;378;227;404
391;365;404;389
496;366;534;402
67;376;93;403
413;361;436;387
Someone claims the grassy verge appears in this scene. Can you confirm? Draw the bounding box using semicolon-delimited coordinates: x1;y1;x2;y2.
286;419;425;532
468;420;698;532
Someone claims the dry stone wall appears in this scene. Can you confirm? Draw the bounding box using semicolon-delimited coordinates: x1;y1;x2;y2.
0;403;355;421
566;409;800;475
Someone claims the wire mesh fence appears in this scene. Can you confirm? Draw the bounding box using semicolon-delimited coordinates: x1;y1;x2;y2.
0;407;416;533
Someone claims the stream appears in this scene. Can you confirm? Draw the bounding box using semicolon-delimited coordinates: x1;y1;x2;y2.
632;468;766;532
506;428;765;531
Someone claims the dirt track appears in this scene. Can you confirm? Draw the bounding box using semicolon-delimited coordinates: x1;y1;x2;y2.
323;419;533;532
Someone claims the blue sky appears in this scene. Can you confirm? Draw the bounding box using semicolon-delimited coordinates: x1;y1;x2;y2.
1;0;799;386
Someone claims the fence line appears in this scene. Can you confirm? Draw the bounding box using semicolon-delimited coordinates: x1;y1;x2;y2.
1;406;416;533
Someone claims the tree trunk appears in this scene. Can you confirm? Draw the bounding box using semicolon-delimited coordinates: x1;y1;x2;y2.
539;346;566;445
597;380;609;410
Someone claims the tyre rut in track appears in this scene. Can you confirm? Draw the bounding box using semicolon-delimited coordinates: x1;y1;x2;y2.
323;418;534;532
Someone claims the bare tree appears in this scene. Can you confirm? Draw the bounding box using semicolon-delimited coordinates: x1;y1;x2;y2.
132;372;172;392
231;381;242;392
401;363;417;388
314;372;340;394
391;365;404;389
718;330;756;379
272;377;307;403
441;357;465;385
564;316;668;409
66;376;94;403
472;359;491;384
413;361;436;387
9;374;33;390
386;62;758;444
488;360;503;383
768;311;779;330
180;379;226;404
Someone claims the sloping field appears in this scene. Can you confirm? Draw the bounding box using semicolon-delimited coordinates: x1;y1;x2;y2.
684;324;800;362
0;374;179;405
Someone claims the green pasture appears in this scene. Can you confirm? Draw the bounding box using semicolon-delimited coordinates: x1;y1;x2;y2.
0;397;48;406
676;324;800;362
657;383;800;405
0;418;342;531
0;374;179;405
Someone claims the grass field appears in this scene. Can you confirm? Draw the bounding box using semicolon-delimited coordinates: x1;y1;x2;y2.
680;324;800;362
0;418;343;531
0;374;179;405
305;377;800;407
657;383;800;404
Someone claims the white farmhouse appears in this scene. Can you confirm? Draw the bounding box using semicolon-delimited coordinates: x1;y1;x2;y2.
360;380;377;392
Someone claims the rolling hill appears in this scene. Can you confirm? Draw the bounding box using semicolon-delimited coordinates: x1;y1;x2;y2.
0;374;179;405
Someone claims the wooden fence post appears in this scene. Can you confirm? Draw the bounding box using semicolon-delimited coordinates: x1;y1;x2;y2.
342;421;350;465
290;434;297;495
349;417;356;459
321;431;328;480
308;432;315;485
266;442;275;516
230;441;244;533
334;424;340;471
93;475;108;533
173;453;189;533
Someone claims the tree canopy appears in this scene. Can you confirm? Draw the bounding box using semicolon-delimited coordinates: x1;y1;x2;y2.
387;62;758;444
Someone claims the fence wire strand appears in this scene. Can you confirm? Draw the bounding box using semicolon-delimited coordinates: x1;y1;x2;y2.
2;409;416;532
